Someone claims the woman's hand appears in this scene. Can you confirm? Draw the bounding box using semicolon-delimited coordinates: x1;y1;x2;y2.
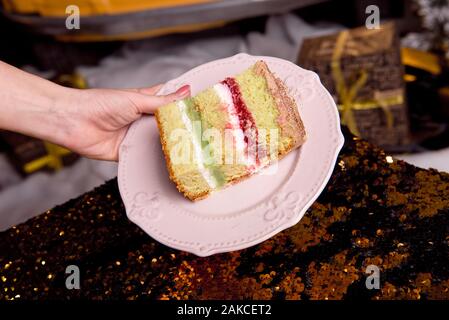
62;84;190;161
0;60;190;162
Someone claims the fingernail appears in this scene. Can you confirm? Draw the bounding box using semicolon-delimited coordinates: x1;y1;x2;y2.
176;85;190;98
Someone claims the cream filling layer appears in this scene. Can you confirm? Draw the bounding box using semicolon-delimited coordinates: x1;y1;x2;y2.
177;101;217;190
213;83;257;168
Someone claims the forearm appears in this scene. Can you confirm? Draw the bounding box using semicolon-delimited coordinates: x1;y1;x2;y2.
0;61;76;146
0;60;184;161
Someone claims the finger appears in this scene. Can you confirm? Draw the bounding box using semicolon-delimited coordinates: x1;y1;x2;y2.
123;83;164;95
137;83;165;95
134;84;190;114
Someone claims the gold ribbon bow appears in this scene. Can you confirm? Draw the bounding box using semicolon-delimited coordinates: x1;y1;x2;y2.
331;30;402;136
24;142;72;174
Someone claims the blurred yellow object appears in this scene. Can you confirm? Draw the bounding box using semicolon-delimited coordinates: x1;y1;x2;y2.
1;0;225;41
23;142;72;174
2;0;308;42
55;73;88;89
57;20;227;42
401;47;441;75
2;0;214;16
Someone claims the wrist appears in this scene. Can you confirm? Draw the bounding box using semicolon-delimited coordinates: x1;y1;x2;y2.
0;61;84;148
0;78;75;147
46;86;86;149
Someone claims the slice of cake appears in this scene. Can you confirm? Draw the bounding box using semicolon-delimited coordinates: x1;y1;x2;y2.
155;60;306;201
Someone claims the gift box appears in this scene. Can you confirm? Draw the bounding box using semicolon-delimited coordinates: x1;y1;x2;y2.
401;47;449;150
0;132;79;176
298;22;410;151
0;142;23;191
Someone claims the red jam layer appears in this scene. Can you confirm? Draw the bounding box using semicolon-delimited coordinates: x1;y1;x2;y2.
221;77;259;165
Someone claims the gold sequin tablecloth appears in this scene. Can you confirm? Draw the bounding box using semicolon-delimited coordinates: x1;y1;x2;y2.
0;128;448;300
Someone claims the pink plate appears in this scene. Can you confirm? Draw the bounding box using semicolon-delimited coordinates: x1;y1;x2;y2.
118;53;344;256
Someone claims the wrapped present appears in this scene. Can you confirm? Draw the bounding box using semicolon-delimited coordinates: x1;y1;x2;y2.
401;47;449;150
298;22;410;151
439;86;449;118
0;132;79;176
0;153;23;191
402;46;449;118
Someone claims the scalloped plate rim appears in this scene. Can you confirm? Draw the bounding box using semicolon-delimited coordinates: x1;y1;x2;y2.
118;53;344;257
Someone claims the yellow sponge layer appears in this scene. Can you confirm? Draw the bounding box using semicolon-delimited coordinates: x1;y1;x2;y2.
194;88;228;131
193;87;226;166
155;100;212;200
175;170;213;200
235;66;291;155
194;88;248;184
